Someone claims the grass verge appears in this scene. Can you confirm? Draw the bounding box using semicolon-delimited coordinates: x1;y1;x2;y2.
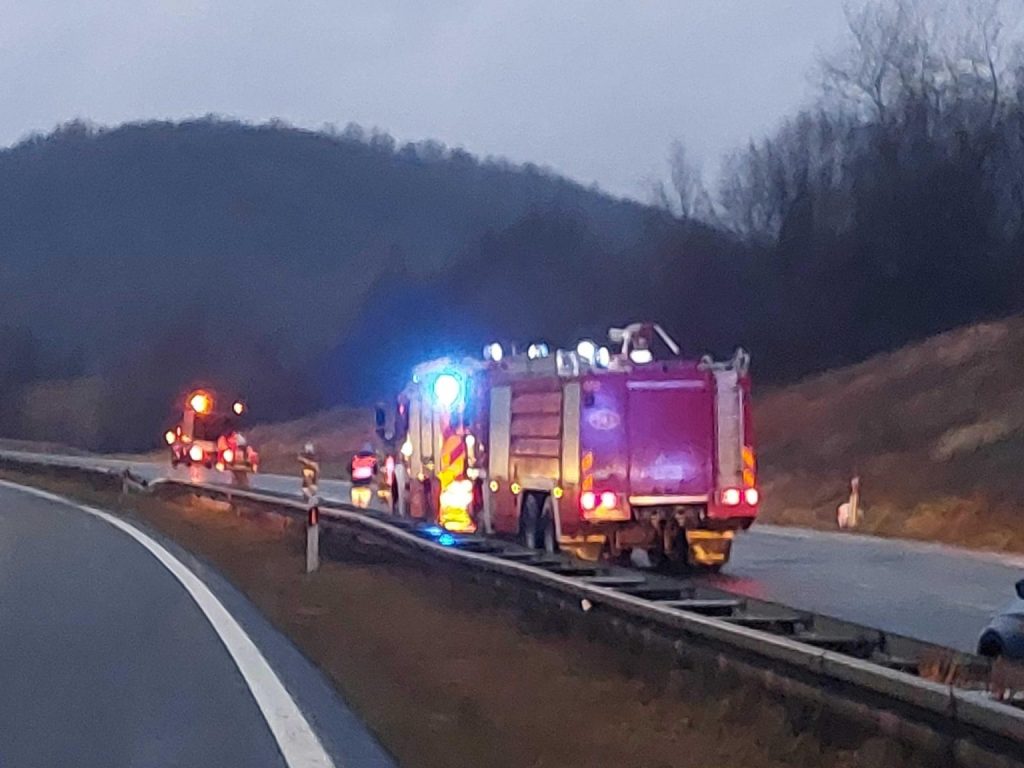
0;468;916;768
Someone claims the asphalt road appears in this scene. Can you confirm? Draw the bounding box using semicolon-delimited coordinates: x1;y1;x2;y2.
0;481;393;768
2;449;1016;654
720;525;1020;654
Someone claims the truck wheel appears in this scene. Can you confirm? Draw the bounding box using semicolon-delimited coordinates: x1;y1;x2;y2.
601;535;632;567
540;497;559;554
422;479;437;524
390;479;401;516
519;494;541;549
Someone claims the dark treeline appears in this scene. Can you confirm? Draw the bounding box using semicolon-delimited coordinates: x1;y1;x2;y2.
704;0;1024;375
332;0;1024;398
4;0;1024;449
0;116;660;448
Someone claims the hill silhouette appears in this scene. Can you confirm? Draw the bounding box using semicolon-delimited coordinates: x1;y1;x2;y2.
0;118;703;448
3;105;1023;452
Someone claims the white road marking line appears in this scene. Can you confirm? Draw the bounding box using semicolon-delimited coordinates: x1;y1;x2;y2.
0;480;336;768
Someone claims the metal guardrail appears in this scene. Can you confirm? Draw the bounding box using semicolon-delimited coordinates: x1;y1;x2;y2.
1;450;1023;766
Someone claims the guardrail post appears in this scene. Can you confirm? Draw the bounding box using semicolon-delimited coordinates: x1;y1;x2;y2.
306;505;320;573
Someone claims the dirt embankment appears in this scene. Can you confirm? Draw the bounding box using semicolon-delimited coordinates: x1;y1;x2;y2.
244;406;373;476
1;471;893;768
758;316;1024;552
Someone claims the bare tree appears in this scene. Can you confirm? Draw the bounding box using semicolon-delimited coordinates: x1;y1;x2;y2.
818;0;922;123
957;0;1009;126
669;141;702;219
645;178;675;213
820;0;1017;131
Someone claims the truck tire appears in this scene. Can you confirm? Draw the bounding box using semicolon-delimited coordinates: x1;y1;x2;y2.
601;529;632;567
390;478;401;516
422;479;437;524
540;497;558;553
519;494;541;549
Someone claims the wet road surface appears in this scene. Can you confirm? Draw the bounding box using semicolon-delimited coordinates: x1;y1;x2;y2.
0;480;394;768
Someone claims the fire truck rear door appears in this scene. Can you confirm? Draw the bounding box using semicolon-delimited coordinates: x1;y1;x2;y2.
626;378;714;501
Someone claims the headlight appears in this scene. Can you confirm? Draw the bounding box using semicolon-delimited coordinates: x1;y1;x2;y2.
189;445;204;462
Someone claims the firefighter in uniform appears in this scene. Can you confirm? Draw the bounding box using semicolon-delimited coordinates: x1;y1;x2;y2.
298;442;320;503
349;443;378;485
349;443;378;509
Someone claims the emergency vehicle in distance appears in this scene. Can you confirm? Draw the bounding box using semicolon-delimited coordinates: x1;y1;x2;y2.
376;322;758;571
164;389;259;477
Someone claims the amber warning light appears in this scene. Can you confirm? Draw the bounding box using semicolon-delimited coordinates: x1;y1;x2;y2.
188;391;213;414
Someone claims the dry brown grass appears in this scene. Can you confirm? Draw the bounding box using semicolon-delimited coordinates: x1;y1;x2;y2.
0;470;887;768
244;407;374;476
758;315;1024;552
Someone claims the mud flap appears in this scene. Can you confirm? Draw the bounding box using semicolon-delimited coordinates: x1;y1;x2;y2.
685;530;734;567
560;534;608;562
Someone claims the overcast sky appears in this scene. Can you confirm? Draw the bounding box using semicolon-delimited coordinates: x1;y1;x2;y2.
0;1;851;199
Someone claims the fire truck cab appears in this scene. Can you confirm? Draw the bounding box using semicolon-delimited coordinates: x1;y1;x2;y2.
164;389;259;475
381;323;758;571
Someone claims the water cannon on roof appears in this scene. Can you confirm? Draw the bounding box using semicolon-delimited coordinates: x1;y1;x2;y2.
608;322;681;362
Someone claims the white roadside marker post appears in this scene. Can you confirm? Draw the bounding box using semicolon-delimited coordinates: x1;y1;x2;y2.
306;504;320;573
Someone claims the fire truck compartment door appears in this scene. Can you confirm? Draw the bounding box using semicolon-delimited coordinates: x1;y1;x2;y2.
561;382;581;486
627;379;713;499
488;386;511;481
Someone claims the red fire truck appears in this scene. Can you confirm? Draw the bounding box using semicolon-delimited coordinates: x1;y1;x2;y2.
378;322;758;570
164;389;259;479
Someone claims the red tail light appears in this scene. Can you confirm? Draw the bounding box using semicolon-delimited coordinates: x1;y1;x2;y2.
744;488;760;506
721;488;742;507
581;489;628;521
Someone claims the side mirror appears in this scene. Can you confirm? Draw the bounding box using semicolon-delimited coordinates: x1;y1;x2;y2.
1015;579;1024;600
374;403;387;439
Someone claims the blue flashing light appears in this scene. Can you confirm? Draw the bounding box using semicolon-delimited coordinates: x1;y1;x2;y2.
432;372;463;409
438;533;456;547
423;525;445;537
